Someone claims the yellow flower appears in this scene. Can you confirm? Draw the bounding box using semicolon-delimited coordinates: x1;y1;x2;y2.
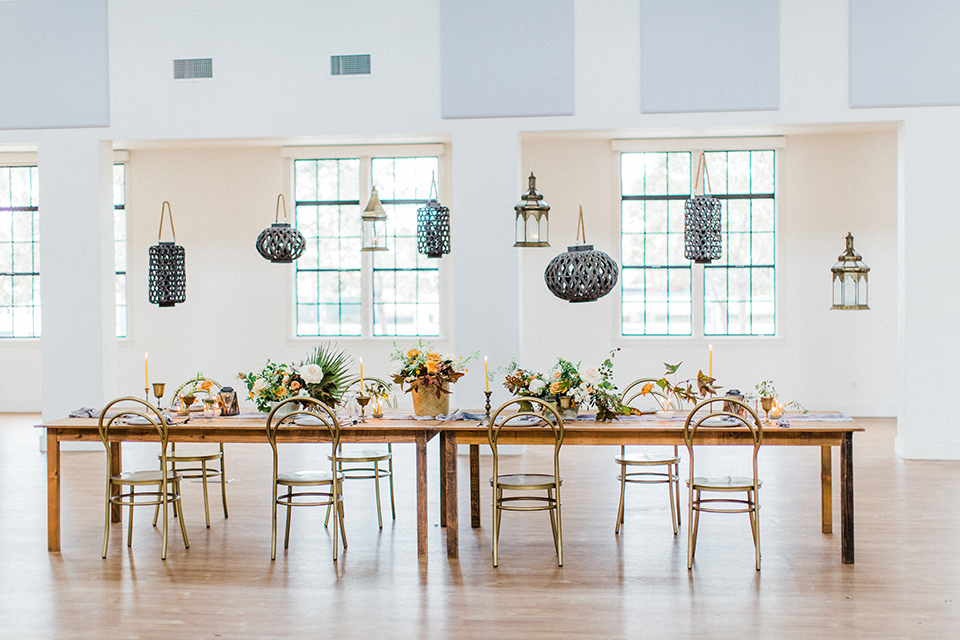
200;380;212;391
426;360;438;373
407;349;421;359
426;351;441;361
276;387;288;398
550;381;561;394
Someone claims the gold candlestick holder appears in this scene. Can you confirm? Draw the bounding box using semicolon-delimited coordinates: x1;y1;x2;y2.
357;395;371;423
484;391;492;418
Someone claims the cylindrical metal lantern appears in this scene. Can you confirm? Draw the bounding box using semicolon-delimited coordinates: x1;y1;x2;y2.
831;232;870;310
543;206;619;303
684;153;722;264
148;201;186;307
417;176;450;258
256;194;306;263
361;186;388;252
514;171;550;247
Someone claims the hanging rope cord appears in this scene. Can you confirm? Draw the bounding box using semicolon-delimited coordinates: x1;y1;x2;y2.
157;201;176;242
576;205;587;244
693;152;712;196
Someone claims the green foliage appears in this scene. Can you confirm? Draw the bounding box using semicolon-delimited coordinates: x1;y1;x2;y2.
301;342;356;407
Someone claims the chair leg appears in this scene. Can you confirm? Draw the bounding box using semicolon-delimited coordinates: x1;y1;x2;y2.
337;483;348;549
673;446;682;526
667;467;678;536
388;446;396;520
549;489;559;546
283;489;293;549
127;486;135;547
102;480;113;559
374;460;383;529
691;497;702;557
751;489;761;571
324;502;332;528
271;485;279;561
201;460;211;528
161;486;169;561
555;488;563;567
219;444;229;519
176;479;190;549
615;462;626;534
492;487;501;567
686;488;696;570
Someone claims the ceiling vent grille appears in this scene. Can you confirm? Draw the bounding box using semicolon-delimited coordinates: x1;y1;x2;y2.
331;54;371;76
173;58;213;80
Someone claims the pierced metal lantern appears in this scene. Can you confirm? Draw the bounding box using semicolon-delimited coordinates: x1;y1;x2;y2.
831;232;870;310
514;171;550;247
417;176;450;258
256;194;306;263
684;153;722;263
543;206;619;303
361;186;388;252
148;201;186;307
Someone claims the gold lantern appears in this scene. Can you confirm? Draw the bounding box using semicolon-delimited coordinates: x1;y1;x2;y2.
361;187;388;252
514;172;550;247
831;233;869;310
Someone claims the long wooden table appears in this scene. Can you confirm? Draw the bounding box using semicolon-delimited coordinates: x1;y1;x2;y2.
41;415;447;558
42;414;862;564
437;417;863;564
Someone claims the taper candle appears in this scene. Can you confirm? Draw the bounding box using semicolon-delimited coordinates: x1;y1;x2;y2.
144;352;149;388
359;357;364;389
484;356;489;393
708;344;713;378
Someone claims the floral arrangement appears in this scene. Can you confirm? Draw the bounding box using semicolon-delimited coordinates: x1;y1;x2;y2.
239;343;354;413
390;341;471;398
641;362;717;412
504;349;633;421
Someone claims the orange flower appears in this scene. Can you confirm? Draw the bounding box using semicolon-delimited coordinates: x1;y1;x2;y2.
276;387;288;398
407;349;421;359
426;351;441;361
290;381;301;391
200;380;213;391
550;381;561;394
426;360;438;373
553;371;562;379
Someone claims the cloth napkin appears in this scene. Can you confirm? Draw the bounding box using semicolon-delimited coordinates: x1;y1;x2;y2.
69;407;100;418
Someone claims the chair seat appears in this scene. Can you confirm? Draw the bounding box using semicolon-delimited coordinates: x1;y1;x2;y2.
615;452;680;465
277;470;343;486
689;475;762;491
328;448;391;462
112;469;182;485
491;473;561;490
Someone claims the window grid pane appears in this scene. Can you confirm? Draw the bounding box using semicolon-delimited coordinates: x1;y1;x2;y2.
703;150;776;336
0;166;40;338
114;164;127;338
371;157;440;337
620;152;692;336
294;159;362;336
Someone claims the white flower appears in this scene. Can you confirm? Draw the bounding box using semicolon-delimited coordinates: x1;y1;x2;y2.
301;363;324;384
581;367;601;386
529;378;546;395
251;378;267;395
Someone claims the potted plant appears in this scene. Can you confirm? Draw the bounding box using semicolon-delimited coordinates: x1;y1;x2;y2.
391;341;473;416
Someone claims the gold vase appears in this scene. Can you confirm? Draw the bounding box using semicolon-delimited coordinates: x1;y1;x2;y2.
411;382;450;417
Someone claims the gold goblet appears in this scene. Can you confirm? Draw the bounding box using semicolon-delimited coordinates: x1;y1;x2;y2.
152;382;166;409
760;396;774;423
356;395;371;423
181;393;196;414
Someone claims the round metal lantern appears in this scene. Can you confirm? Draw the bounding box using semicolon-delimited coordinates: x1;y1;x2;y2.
684;153;722;264
831;232;870;310
514;171;550;247
417;176;450;258
256;194;305;263
543;206;619;303
148;201;186;307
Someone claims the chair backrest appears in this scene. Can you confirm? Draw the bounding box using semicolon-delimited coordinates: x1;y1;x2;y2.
265;396;341;474
98;396;171;473
620;377;668;412
488;397;564;483
683;397;763;485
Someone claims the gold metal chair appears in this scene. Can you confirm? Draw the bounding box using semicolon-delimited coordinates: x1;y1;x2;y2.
683;397;763;570
267;396;347;561
324;377;395;529
489;396;564;567
153;377;228;528
99;397;190;560
614;378;682;534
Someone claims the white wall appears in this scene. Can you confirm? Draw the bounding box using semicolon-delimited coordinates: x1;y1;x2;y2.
0;0;956;455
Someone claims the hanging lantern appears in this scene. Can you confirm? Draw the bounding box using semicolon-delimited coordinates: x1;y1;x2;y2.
831;232;870;310
417;174;450;258
361;186;388;252
514;171;550;247
256;194;306;263
148;201;186;307
544;206;619;303
684;152;722;264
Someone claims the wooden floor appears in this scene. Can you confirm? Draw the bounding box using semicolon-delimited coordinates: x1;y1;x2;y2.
2;414;958;639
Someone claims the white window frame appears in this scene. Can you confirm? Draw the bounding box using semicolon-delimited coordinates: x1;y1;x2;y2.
282;143;452;340
613;137;784;340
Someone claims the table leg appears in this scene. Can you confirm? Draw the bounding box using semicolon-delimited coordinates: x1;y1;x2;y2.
841;432;854;564
444;431;458;558
47;429;61;552
110;442;122;523
470;444;480;528
416;431;428;558
821;445;832;534
439;432;447;528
